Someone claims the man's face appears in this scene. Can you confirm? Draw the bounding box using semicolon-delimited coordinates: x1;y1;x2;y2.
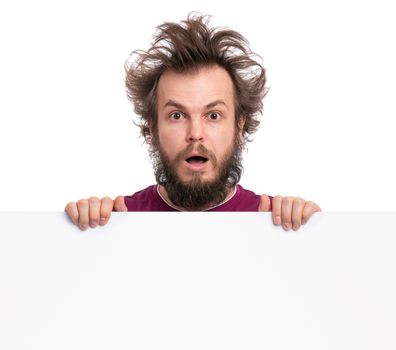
151;64;244;209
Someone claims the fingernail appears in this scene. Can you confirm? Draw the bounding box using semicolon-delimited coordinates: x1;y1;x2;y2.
284;223;290;230
302;219;306;225
293;225;299;231
99;218;106;225
275;216;281;225
80;224;88;231
90;222;97;228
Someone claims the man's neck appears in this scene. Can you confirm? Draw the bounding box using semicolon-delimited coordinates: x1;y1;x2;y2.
158;185;236;211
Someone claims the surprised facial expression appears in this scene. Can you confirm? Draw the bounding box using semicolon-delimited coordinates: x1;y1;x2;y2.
154;64;242;185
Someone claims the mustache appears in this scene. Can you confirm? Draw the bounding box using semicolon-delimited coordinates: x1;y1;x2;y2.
174;143;218;168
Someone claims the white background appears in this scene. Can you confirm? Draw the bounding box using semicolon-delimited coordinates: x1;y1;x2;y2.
1;212;395;349
0;0;395;211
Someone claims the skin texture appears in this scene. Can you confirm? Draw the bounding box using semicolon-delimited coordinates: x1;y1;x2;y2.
64;65;321;231
151;65;245;210
155;65;239;185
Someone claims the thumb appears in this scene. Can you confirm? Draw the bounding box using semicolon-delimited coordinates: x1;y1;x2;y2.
258;194;271;212
113;195;128;212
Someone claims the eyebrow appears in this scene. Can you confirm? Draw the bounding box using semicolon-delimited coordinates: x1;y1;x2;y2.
163;99;227;110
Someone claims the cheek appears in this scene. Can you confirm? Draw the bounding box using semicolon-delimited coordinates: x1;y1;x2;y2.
158;127;184;156
209;126;235;155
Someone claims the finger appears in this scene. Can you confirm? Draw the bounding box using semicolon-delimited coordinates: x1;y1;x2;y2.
99;197;114;225
114;196;128;212
281;197;293;231
88;197;101;228
271;196;282;225
291;197;305;231
64;201;79;225
258;194;271;212
76;199;89;230
302;201;322;225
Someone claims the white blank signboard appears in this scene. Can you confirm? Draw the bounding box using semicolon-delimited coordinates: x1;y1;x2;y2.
0;212;395;349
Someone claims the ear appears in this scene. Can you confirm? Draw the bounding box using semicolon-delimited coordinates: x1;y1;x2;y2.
237;115;246;141
147;120;153;141
238;115;246;131
147;118;157;145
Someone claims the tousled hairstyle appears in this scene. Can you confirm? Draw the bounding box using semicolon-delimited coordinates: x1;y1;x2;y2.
125;13;268;143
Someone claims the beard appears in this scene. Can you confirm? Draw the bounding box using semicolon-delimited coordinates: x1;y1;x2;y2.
149;137;244;211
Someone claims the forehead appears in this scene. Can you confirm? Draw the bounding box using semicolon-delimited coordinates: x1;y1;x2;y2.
156;65;235;111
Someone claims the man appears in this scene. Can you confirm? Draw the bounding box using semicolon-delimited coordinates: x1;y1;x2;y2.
65;13;321;231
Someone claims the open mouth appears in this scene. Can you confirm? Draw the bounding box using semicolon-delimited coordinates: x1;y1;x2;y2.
185;156;208;164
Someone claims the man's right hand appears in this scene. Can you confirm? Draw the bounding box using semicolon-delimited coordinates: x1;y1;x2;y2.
64;196;127;231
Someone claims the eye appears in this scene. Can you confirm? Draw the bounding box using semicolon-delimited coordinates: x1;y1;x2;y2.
169;112;184;120
208;112;221;121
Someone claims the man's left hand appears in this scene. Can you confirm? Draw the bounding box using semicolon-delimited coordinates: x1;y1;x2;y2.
259;195;321;231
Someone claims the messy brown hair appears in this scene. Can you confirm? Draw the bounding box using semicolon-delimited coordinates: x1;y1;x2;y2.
125;13;268;143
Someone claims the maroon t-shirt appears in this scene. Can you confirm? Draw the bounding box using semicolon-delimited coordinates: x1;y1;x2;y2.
123;184;273;212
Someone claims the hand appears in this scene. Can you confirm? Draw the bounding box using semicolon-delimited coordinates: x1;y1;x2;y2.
64;196;127;231
259;195;321;231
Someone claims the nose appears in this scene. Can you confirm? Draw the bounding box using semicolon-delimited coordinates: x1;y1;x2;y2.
186;117;204;143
